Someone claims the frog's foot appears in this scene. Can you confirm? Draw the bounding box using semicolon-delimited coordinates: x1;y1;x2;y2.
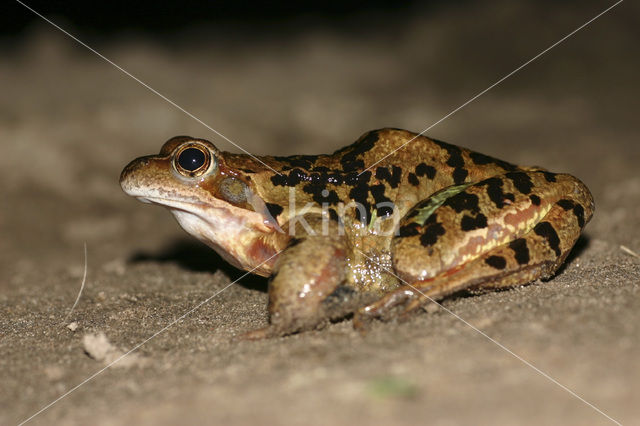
236;318;323;340
241;287;372;339
353;282;453;329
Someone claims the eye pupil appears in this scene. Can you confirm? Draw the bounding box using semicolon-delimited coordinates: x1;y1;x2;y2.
178;148;206;172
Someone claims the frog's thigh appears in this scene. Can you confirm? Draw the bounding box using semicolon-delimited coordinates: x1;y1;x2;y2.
357;172;593;322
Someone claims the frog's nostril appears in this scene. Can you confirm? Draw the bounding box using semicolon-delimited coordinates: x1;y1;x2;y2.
125;157;152;173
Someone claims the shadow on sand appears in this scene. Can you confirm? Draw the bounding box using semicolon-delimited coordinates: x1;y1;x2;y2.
127;238;269;292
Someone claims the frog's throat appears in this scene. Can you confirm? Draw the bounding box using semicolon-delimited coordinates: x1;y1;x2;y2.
129;191;275;271
170;208;258;271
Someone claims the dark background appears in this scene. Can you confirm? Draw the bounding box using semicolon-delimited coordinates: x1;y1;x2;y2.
5;1;439;35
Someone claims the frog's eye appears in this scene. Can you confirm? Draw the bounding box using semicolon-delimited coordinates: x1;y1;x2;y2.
178;148;205;171
174;144;215;177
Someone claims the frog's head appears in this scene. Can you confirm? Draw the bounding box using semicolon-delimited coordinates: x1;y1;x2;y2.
120;136;283;271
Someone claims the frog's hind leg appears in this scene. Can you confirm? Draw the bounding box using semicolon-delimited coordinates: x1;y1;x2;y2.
355;171;594;326
362;225;567;322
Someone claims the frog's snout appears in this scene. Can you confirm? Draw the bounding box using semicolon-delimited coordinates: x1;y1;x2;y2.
119;156;154;194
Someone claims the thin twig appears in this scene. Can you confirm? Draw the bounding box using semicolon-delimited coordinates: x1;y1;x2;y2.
63;243;87;323
620;245;640;259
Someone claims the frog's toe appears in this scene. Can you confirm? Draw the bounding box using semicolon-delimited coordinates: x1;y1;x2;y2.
399;297;432;319
353;287;419;329
236;325;280;341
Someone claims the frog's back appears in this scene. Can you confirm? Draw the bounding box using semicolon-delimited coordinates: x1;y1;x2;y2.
325;128;531;205
336;128;520;178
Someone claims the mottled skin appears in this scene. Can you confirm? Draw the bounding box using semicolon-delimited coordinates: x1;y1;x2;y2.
120;129;594;338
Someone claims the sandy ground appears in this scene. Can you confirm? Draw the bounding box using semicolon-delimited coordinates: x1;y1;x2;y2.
1;1;639;425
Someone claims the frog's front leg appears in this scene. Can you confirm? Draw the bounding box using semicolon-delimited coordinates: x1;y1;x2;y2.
241;222;353;339
355;171;594;327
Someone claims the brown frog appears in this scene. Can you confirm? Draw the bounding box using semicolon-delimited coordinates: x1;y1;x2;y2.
120;128;594;338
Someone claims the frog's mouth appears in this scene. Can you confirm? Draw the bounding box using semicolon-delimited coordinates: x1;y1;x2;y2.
123;182;273;233
133;194;205;210
120;172;207;211
125;192;208;218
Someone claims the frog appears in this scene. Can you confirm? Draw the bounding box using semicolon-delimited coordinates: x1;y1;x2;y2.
120;128;594;338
